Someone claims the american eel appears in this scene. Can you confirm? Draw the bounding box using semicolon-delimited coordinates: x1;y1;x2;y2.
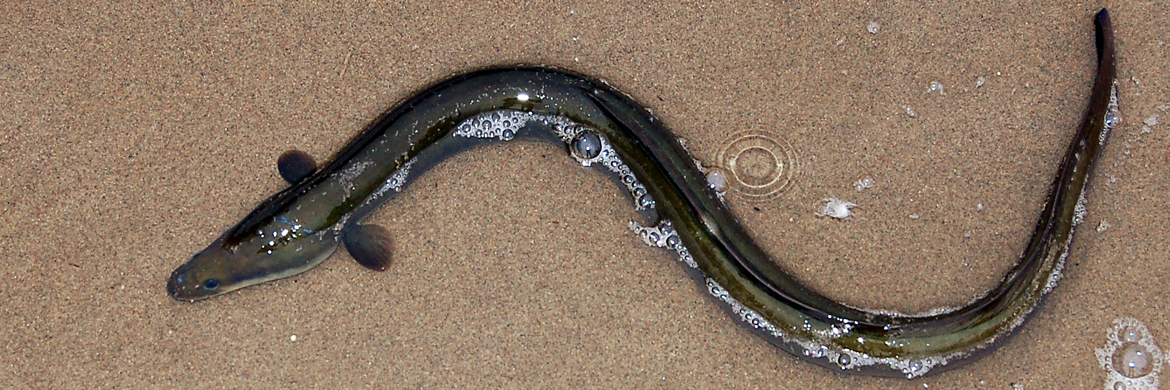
168;9;1117;378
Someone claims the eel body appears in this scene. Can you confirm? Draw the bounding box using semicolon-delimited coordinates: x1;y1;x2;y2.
168;9;1117;378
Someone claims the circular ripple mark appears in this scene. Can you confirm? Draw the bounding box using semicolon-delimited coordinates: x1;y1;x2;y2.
717;130;799;200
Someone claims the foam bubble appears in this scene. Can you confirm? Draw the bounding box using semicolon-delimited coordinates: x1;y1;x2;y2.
453;109;532;141
1101;83;1120;144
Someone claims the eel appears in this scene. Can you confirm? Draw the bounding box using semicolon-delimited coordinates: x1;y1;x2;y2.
168;9;1117;378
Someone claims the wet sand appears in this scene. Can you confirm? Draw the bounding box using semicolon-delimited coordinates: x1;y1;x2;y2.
1;1;1167;388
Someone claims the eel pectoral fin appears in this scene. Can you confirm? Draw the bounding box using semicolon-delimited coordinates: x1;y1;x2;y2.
277;149;318;184
341;224;395;271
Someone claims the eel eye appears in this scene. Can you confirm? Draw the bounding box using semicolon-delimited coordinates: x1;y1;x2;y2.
202;279;221;290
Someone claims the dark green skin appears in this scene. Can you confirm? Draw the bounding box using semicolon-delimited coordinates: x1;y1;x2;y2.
168;9;1116;378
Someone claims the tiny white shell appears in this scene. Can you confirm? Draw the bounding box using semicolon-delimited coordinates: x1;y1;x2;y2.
817;198;856;219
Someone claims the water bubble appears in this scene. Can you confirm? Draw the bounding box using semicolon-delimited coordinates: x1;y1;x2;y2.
638;194;655;209
867;21;880;34
854;176;874;191
571;131;602;160
1121;327;1144;343
500;129;515;141
706;169;728;192
837;353;852;367
1113;342;1154;378
1106;110;1121;127
928;81;945;95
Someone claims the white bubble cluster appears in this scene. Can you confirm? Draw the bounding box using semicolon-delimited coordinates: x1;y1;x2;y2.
452;109;654;212
453;109;532;141
1102;82;1120;144
1095;317;1166;390
630;220;697;269
562;126;654;212
704;276;960;379
359;159;415;213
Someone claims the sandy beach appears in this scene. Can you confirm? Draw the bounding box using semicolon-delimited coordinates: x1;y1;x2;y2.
1;1;1167;388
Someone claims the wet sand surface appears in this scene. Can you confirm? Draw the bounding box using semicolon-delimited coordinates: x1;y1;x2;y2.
2;1;1167;388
